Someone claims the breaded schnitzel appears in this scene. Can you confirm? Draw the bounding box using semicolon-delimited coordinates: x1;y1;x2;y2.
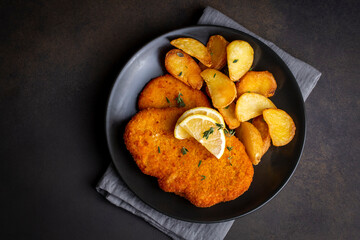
124;108;254;207
138;74;211;110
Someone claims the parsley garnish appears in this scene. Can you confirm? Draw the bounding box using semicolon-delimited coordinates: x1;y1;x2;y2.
228;129;235;136
201;175;206;181
181;147;188;155
158;146;161;153
210;52;213;56
178;71;182;76
227;146;233;166
228;155;233;166
198;160;202;167
203;127;214;140
224;105;229;109
247;91;251;93
233;59;238;63
224;128;235;136
166;97;170;104
216;123;224;130
249;67;253;71
213;73;216;78
176;92;185;107
177;52;184;57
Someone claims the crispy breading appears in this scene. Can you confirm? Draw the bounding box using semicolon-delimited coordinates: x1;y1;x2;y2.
124;108;254;208
138;74;211;110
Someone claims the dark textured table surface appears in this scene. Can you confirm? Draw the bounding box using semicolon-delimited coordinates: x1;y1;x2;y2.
1;1;359;239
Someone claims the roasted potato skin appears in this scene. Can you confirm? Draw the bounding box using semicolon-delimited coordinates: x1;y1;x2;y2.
227;40;254;81
235;122;264;165
218;102;241;129
252;115;271;156
201;69;237;109
165;49;203;90
263;109;296;147
207;35;229;70
236;71;277;98
235;93;276;122
170;38;212;67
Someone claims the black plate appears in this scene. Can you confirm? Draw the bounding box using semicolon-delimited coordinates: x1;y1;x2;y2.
106;26;306;223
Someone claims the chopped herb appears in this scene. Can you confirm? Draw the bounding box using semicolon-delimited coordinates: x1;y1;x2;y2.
178;71;182;76
228;129;235;136
181;147;188;155
176;52;184;57
210;52;213;56
247;91;251;93
224;128;235;136
158;146;161;153
233;59;238;63
224;105;230;109
203;127;214;140
227;146;233;151
249;67;253;71
215;123;224;130
166;97;170;104
201;175;206;181
198;160;202;167
176;92;185;107
228;156;233;166
213;73;216;78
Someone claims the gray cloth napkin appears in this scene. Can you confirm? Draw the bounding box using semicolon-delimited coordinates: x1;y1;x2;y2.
96;6;321;240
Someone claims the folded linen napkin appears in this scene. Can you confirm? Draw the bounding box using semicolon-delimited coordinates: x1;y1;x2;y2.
96;6;321;240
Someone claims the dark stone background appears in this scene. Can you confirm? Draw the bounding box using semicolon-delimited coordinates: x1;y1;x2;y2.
1;0;359;239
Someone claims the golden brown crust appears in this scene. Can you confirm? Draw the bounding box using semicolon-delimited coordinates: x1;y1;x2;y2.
218;102;241;129
207;35;229;70
138;75;210;110
170;38;212;67
236;71;277;98
165;49;203;90
263;109;296;147
252;115;271;156
124;108;254;208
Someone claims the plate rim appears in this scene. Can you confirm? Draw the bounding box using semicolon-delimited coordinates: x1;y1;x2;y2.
105;25;306;223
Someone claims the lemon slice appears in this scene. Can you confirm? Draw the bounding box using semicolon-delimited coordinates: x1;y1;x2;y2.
179;114;225;159
174;107;225;139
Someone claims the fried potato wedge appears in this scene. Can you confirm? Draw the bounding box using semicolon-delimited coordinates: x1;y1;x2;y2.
201;69;237;108
252;115;271;156
207;35;229;70
263;109;296;146
236;71;277;98
235;93;276;122
218;102;241;129
165;49;203;90
170;38;212;67
227;40;254;81
236;122;264;165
